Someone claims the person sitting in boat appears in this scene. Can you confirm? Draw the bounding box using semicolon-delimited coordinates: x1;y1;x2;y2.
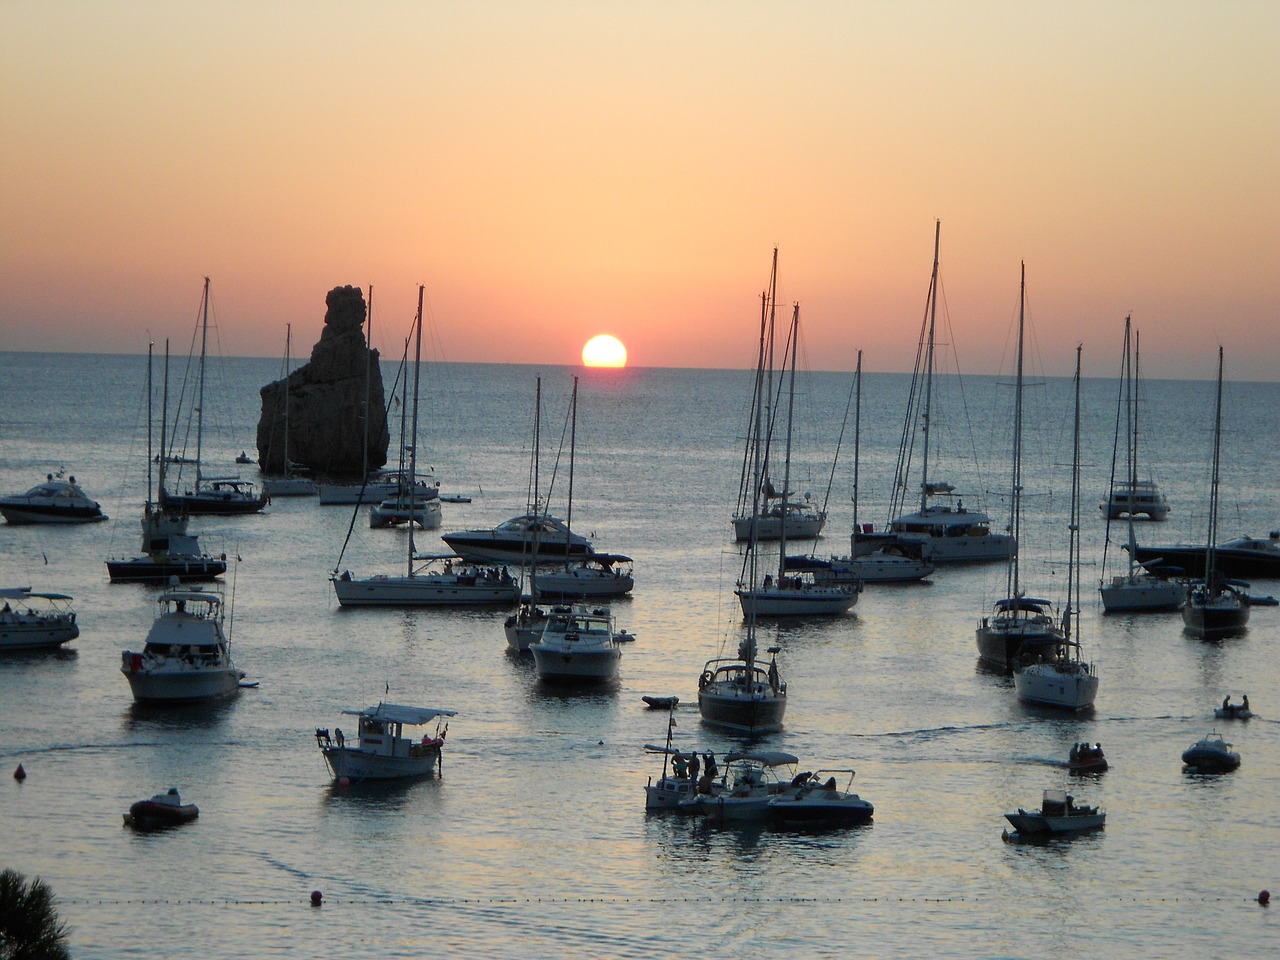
697;770;716;794
672;753;688;779
1242;695;1249;711
1224;694;1231;711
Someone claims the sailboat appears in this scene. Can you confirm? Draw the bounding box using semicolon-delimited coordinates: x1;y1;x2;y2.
1013;346;1100;710
736;304;857;617
1100;324;1169;521
107;341;227;583
855;222;1013;563
730;249;825;543
793;350;935;585
316;286;439;506
531;377;635;602
1182;348;1250;638
158;277;268;515
368;332;442;530
331;287;519;608
698;254;788;734
262;324;317;497
1099;318;1184;612
975;263;1065;671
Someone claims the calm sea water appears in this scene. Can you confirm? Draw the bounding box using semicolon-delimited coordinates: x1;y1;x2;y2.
1;350;1276;959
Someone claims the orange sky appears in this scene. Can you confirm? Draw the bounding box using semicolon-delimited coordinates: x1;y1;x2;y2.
2;1;1276;379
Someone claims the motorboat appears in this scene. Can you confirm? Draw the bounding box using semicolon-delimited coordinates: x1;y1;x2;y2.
235;451;254;465
1215;697;1252;720
503;597;548;653
120;583;245;703
679;750;801;821
442;512;592;565
642;695;679;710
643;712;721;811
1101;480;1169;521
1181;732;1240;772
528;604;623;682
123;788;199;828
0;470;106;524
736;571;858;617
1131;532;1280;581
333;556;519;607
697;647;787;735
1003;789;1105;837
0;588;79;652
158;279;268;516
316;702;455;782
854;224;1014;565
767;770;875;827
1068;742;1108;774
532;553;634;602
106;505;227;583
368;490;442;529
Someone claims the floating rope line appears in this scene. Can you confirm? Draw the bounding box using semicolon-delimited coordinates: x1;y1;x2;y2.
57;894;1270;907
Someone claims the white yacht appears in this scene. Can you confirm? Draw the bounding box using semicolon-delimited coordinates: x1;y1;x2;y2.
1;588;79;652
316;702;455;782
442;512;592;565
528;605;622;682
1;470;106;524
120;584;245;703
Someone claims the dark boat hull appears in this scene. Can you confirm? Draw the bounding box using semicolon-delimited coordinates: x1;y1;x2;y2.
107;557;227;583
159;489;267;516
1131;543;1280;580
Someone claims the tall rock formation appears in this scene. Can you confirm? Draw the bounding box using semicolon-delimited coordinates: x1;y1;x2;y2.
257;285;390;478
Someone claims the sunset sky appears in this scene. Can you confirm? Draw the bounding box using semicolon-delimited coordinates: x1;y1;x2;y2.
2;1;1276;380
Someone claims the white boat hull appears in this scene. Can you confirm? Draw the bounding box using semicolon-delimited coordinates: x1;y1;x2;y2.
1014;662;1099;710
333;573;519;607
1004;810;1105;834
0;620;79;652
732;513;825;541
737;584;856;617
122;665;244;703
532;569;634;601
815;555;934;584
262;477;316;497
321;745;440;781
529;644;621;680
1099;576;1185;612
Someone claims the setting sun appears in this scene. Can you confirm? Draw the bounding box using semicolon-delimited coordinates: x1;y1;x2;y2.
582;334;628;368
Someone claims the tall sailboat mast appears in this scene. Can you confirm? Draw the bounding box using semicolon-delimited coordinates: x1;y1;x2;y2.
918;219;941;514
775;304;800;582
405;285;424;577
195;276;211;488
1006;261;1027;603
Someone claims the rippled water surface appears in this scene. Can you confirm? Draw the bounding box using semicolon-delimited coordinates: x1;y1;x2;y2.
1;349;1277;958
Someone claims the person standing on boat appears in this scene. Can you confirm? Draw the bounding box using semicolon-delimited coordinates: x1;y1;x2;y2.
688;752;700;784
704;751;718;780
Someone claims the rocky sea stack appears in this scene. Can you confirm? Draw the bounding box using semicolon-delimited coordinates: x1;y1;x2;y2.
256;285;390;478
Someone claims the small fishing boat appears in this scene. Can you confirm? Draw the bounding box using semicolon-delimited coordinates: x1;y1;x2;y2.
642;711;721;811
1182;732;1240;773
316;702;454;782
1068;742;1108;774
123;788;199;828
1003;789;1105;838
767;770;874;827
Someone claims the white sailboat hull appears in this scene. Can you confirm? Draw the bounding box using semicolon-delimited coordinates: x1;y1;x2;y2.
332;573;519;607
1099;576;1185;612
1014;661;1099;710
736;584;856;617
